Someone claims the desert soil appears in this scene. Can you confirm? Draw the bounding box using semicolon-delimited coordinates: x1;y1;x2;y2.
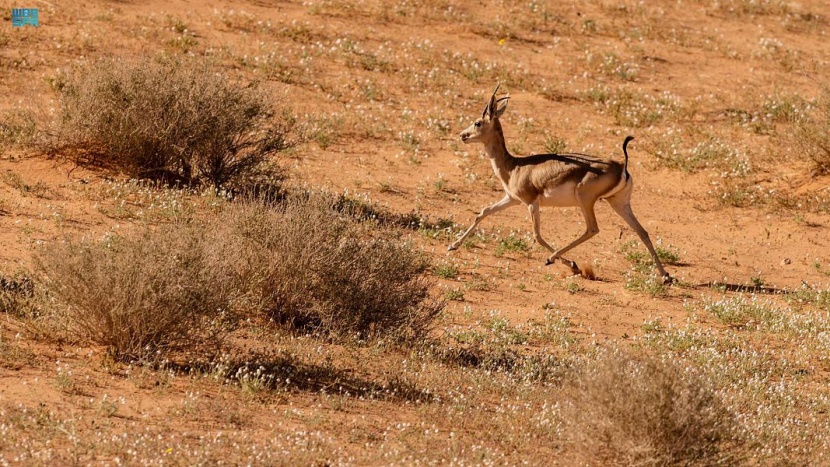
1;0;830;464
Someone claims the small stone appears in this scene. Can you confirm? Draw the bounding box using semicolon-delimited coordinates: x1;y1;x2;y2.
781;258;792;265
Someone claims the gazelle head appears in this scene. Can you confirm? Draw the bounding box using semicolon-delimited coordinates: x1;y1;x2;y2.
460;84;509;145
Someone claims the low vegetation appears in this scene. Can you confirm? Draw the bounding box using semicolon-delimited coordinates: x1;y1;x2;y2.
560;350;739;465
796;86;830;174
32;193;442;360
36;225;236;360
44;57;293;190
0;274;35;317
0;109;37;151
213;194;443;343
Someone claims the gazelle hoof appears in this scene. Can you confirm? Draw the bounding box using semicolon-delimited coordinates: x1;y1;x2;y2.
545;258;554;266
447;244;458;252
662;274;674;285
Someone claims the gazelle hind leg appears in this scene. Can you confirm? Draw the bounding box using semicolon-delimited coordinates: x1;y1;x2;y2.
544;197;601;276
529;202;582;275
606;193;672;283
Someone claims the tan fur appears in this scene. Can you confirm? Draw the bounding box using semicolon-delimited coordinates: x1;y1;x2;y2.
449;85;672;283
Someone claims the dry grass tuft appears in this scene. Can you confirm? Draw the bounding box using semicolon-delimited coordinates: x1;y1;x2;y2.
559;350;740;466
45;56;293;190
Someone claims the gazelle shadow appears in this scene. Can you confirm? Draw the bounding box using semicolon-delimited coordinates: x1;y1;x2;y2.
696;281;790;295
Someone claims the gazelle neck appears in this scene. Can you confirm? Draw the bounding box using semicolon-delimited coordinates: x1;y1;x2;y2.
484;119;515;182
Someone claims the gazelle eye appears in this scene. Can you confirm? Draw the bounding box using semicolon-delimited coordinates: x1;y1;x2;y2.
474;121;482;128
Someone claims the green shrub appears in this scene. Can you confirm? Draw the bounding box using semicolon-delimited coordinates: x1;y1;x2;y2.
46;56;292;189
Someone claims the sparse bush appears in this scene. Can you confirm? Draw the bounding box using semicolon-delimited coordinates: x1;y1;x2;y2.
762;92;806;123
653;135;751;175
587;86;681;128
543;135;567;154
566;281;583;294
715;0;791;16
0;109;37;150
330;193;425;229
0;274;36;317
45;56;293;189
623;240;681;268
559;350;740;466
494;234;530;257
714;177;771;208
214;194;443;343
444;288;465;301
704;295;779;329
36;226;235;361
593;51;639;81
795;87;830;174
656;246;681;265
433;263;459;279
624;268;669;297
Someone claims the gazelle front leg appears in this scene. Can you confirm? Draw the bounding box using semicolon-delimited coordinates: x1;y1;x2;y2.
449;194;519;251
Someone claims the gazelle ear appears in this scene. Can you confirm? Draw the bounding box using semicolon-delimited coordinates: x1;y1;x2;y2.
494;95;509;118
484;83;501;118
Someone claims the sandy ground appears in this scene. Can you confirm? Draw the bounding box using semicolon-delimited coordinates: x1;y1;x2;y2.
1;0;830;463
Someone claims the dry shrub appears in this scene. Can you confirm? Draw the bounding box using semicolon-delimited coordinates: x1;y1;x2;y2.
34;193;442;358
796;87;830;174
0;274;36;317
46;56;292;189
559;350;740;466
36;226;235;361
0;109;37;151
214;193;443;343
